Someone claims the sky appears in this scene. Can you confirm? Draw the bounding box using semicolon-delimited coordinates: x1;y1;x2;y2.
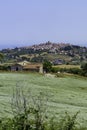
0;0;87;49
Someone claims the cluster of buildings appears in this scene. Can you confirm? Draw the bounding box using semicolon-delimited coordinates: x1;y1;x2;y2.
0;61;43;73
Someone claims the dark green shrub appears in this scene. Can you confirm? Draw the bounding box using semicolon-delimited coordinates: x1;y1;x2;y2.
80;62;87;76
43;60;52;72
81;62;87;71
0;65;11;71
52;67;82;76
66;68;81;75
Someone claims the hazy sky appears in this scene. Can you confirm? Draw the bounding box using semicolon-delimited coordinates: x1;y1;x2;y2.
0;0;87;49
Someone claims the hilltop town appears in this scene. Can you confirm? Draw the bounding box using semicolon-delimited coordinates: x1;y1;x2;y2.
0;41;87;65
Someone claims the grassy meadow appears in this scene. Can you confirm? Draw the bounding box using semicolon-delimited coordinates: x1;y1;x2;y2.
0;72;87;128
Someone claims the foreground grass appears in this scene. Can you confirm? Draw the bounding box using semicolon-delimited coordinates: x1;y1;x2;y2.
0;72;87;128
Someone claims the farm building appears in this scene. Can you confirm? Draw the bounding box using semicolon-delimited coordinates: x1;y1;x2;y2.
53;59;63;65
23;64;43;73
10;61;43;73
10;64;23;71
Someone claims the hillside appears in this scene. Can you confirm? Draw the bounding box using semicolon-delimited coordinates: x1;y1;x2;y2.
0;72;87;128
1;41;87;64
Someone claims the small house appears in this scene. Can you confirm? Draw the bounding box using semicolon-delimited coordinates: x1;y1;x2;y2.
10;64;23;71
53;59;63;65
10;61;43;73
23;64;43;73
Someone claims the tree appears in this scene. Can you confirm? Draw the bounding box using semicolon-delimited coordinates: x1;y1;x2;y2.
43;60;52;72
81;62;87;76
0;53;4;63
81;62;87;71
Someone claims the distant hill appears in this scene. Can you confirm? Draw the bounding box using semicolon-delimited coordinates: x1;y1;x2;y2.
0;41;87;64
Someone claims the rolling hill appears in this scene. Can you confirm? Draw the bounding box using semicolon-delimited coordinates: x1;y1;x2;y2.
0;41;87;64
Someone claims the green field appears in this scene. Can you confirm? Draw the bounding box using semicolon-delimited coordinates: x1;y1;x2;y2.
0;72;87;127
53;64;80;68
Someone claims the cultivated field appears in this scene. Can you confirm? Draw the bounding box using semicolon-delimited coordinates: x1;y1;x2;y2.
0;72;87;127
53;64;80;68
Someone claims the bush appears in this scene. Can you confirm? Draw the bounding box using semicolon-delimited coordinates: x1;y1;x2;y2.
81;62;87;71
43;60;52;72
0;65;11;71
80;62;87;76
66;68;81;75
52;67;82;75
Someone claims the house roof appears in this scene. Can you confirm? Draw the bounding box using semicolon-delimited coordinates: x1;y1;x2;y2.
23;64;42;69
11;63;23;67
17;60;31;66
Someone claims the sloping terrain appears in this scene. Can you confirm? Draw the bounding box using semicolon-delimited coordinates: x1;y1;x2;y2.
0;73;87;127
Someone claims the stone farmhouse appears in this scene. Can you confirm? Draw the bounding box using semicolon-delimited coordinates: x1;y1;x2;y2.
10;61;43;73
